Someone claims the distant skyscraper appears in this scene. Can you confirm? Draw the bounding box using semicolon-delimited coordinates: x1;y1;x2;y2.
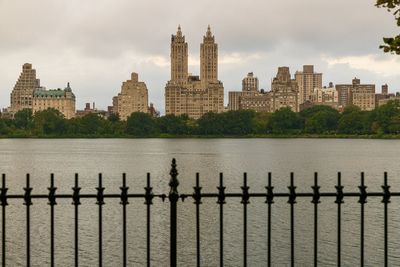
242;72;259;92
170;25;188;83
295;65;322;108
336;78;375;110
165;26;224;119
200;25;218;83
10;63;41;113
271;67;299;112
228;72;270;112
113;72;149;120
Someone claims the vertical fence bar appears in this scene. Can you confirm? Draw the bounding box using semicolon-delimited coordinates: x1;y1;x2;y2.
359;172;367;267
266;173;273;267
24;174;32;267
288;173;296;267
193;173;202;267
241;173;250;267
72;173;80;267
48;174;57;267
145;173;154;267
169;159;179;267
96;173;105;267
217;173;225;267
382;172;390;267
1;174;7;267
312;172;320;267
120;173;128;267
335;172;343;267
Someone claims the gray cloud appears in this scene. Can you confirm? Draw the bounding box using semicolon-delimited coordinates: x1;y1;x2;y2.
0;0;399;113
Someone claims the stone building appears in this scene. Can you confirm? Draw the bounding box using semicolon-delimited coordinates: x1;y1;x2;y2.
113;72;149;120
165;26;224;119
228;72;270;112
32;83;76;119
242;72;259;92
10;63;41;114
336;78;375;110
310;83;339;109
271;67;298;112
295;65;322;108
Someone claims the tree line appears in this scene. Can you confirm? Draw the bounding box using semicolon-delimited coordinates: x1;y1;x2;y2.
1;101;400;137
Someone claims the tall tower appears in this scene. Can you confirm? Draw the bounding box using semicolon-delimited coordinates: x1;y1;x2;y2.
170;25;188;83
295;65;322;105
10;63;41;113
200;25;218;83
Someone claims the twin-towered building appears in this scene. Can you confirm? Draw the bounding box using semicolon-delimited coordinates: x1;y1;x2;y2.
164;26;224;119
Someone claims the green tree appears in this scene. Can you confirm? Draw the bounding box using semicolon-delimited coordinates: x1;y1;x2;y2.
0;119;10;135
372;100;400;133
300;106;340;134
33;108;67;135
376;0;400;54
267;108;302;134
126;112;157;136
197;112;224;135
79;113;107;135
14;108;33;130
338;106;372;134
252;112;271;134
157;114;190;135
222;110;256;135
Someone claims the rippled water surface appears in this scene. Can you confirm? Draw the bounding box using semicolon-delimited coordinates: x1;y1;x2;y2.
1;138;400;266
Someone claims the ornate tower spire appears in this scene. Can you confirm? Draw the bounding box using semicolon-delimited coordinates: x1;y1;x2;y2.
200;25;218;83
177;24;182;37
206;25;212;37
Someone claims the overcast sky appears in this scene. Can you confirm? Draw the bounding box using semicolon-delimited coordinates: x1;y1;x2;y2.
0;0;399;113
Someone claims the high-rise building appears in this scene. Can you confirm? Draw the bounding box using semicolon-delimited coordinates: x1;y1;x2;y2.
228;72;270;112
336;78;375;110
113;72;149;120
200;25;218;83
10;63;41;114
271;67;298;112
32;83;76;119
242;72;259;92
309;84;339;109
165;26;224;119
295;65;322;108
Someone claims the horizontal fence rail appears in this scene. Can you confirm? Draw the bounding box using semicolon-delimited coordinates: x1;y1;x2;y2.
0;159;398;266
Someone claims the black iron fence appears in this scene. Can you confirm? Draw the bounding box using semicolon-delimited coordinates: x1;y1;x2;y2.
0;158;397;266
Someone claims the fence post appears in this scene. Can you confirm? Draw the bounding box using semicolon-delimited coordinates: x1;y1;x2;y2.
169;159;179;267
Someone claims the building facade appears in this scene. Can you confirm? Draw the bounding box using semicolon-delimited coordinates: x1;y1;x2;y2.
310;84;339;109
113;72;149;120
336;78;375;110
295;65;322;108
165;26;224;119
271;67;298;112
228;72;270;112
242;72;259;92
10;63;41;114
32;83;76;119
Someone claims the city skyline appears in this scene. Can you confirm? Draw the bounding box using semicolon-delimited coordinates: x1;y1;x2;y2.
0;0;399;114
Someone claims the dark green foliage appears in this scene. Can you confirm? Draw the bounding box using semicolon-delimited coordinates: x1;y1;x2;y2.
33;108;66;135
376;0;400;54
3;102;400;137
14;109;33;130
338;106;372;134
300;106;340;134
371;100;400;133
157;114;191;135
267;108;302;134
126;112;157;136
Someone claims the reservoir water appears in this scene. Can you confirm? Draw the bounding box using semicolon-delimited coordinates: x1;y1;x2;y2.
1;138;400;266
